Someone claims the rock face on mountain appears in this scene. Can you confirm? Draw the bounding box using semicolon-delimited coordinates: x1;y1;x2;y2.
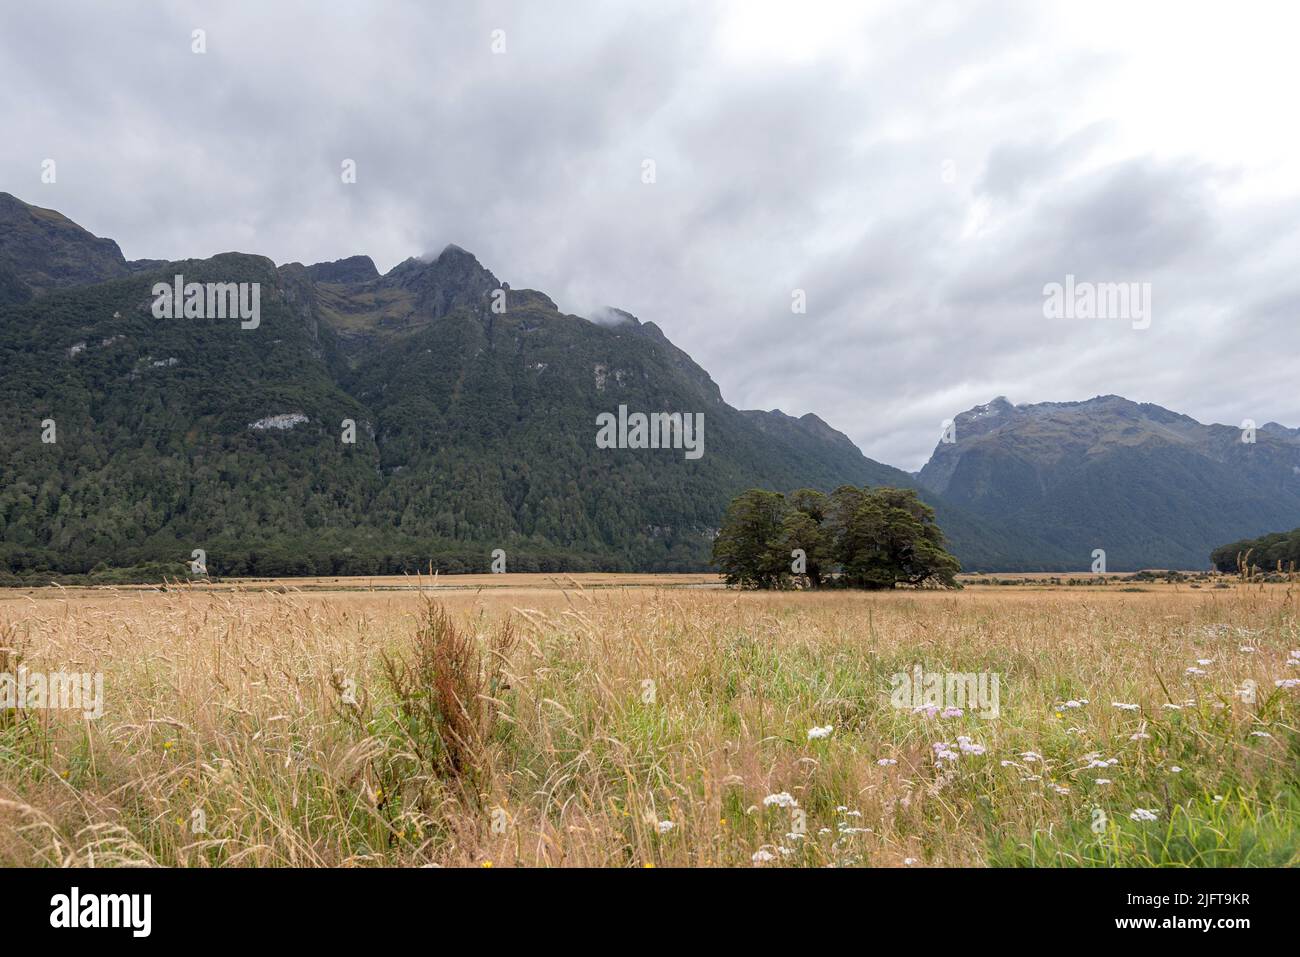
305;255;380;285
918;395;1300;570
0;193;137;295
383;246;503;317
9;193;1287;578
3;193;1017;577
743;409;859;454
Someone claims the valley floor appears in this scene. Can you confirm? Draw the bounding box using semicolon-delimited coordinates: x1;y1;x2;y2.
1;577;1297;866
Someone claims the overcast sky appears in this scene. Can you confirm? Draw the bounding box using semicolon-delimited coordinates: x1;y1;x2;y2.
4;0;1298;469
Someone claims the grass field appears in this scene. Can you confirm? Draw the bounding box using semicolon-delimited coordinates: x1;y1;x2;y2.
1;576;1297;867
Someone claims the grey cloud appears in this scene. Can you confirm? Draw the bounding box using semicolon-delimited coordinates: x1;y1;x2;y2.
2;0;1298;471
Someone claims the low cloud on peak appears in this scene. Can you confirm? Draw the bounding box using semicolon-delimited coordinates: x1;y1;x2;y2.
4;0;1299;471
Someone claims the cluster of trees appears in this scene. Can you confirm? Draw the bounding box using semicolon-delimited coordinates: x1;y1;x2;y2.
1210;527;1300;575
711;485;961;589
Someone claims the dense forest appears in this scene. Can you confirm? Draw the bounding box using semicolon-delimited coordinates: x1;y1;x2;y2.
1211;527;1300;575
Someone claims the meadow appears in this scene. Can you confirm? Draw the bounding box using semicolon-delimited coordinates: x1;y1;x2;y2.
0;576;1297;867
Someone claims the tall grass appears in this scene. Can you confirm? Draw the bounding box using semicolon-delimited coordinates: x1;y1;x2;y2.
0;582;1296;866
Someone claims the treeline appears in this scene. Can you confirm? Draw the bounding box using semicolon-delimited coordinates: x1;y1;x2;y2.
0;534;658;585
711;485;960;589
1211;527;1300;574
0;541;645;586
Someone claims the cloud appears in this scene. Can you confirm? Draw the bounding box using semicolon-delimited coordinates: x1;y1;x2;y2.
3;0;1299;470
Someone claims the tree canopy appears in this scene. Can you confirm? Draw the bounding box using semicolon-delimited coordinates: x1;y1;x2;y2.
1211;526;1300;575
712;485;961;590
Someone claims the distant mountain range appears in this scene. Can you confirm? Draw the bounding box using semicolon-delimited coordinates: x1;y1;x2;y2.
917;395;1300;570
1;191;1296;577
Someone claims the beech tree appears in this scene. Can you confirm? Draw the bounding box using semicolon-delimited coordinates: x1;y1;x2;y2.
710;489;790;588
712;485;960;590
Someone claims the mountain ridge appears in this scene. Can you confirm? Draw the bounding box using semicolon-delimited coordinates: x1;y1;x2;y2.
3;190;1294;576
2;192;1029;576
919;394;1300;570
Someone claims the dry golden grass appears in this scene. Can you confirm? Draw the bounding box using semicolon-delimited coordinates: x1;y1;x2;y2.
1;578;1297;867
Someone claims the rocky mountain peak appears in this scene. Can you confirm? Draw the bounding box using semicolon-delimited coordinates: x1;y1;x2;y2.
306;255;379;285
380;245;500;318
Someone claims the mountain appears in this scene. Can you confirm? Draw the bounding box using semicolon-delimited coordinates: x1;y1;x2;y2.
0;192;134;297
918;395;1300;570
305;255;380;285
0;192;1011;578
